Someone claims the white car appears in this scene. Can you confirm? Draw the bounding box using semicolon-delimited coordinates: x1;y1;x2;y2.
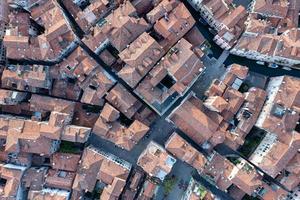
282;66;292;71
256;61;265;65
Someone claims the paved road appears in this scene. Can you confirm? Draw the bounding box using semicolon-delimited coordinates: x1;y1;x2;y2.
192;55;227;100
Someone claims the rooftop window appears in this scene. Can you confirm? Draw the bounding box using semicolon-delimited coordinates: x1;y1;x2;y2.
271;104;285;118
154;149;161;156
58;171;67;178
98;18;107;27
242;109;252;119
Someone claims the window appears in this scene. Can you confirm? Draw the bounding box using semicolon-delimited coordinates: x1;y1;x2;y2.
242;109;252;119
271;104;285;118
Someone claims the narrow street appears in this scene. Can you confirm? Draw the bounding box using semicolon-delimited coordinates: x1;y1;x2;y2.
56;0;85;38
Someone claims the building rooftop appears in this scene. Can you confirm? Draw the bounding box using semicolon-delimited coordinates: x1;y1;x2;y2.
83;1;148;52
118;32;165;88
51;152;81;172
167;92;224;145
202;152;234;191
22;167;47;191
153;1;196;50
245;75;300;183
232;0;300;67
256;76;300;139
229;162;263;195
74;0;110;33
253;0;289;18
0;93;92;155
0;0;9;24
106;83;143;119
3;0;75;61
168;64;267;149
0;89;27;105
135;38;204;114
72;146;131;199
93;103;149;151
45;169;75;191
193;0;300;67
138;179;159;200
250;135;300;178
165;132;207;172
58;46;116;105
0;164;26;199
28;188;70;200
137;141;176;181
1;65;52;92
